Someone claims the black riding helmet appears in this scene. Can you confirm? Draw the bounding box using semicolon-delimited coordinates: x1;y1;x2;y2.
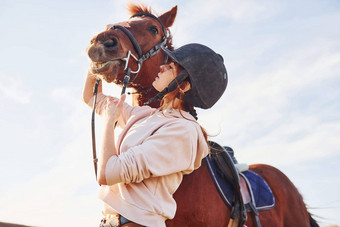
144;43;227;109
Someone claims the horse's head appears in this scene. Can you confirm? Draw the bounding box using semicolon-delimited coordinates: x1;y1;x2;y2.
87;4;177;90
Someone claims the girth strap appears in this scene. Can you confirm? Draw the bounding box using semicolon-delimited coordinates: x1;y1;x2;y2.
245;202;261;227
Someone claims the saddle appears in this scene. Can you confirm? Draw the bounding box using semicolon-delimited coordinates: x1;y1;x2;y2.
206;141;275;227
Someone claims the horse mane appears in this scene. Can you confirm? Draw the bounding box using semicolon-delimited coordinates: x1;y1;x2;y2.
127;3;174;51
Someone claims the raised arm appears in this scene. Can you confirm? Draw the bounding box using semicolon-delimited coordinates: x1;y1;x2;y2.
97;94;126;185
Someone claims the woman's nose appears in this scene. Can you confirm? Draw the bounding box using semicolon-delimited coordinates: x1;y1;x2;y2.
160;65;165;72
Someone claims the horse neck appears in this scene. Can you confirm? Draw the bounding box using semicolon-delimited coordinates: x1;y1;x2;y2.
131;88;160;108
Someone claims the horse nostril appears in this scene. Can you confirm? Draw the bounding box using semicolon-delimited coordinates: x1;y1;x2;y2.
103;38;118;48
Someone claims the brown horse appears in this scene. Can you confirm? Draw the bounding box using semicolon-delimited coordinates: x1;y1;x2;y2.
87;3;318;227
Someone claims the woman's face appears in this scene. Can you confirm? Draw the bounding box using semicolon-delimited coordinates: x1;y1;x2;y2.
152;62;179;92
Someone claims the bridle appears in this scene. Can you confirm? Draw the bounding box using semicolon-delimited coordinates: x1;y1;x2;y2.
91;12;168;181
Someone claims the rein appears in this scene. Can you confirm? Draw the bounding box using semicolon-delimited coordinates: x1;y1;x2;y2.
91;12;168;181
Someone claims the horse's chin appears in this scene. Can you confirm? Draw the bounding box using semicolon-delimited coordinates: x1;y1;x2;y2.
90;60;123;83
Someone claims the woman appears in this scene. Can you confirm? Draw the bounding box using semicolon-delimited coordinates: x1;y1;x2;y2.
82;43;227;227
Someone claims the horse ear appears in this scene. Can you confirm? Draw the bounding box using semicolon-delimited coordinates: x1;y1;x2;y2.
158;5;177;28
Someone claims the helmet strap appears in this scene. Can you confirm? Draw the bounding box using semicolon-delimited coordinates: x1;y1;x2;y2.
144;70;188;106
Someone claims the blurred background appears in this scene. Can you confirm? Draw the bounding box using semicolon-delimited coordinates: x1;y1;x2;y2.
0;0;339;226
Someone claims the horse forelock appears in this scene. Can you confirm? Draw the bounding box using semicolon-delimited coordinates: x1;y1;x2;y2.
127;3;154;16
127;3;174;51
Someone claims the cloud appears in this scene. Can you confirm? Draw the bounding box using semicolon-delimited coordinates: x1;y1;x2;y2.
167;0;280;45
1;1;339;226
198;38;340;166
0;85;106;226
183;0;277;23
0;133;103;226
0;73;33;104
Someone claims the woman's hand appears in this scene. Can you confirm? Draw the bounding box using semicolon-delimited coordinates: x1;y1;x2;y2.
87;69;104;81
82;70;103;105
87;70;97;79
103;94;126;125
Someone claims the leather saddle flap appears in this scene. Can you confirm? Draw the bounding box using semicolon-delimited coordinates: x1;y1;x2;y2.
206;143;275;211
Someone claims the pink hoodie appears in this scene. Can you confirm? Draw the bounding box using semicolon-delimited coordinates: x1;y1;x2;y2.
90;93;209;227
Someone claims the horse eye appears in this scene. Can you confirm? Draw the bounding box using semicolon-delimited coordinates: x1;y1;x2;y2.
148;26;158;35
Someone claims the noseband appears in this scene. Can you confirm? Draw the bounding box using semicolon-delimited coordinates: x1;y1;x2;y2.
91;12;168;181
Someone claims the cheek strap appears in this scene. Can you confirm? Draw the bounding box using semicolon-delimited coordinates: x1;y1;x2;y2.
144;70;189;106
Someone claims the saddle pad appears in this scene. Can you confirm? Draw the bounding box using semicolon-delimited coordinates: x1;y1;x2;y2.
205;157;275;211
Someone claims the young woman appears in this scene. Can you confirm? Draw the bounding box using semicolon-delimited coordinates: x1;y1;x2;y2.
82;43;227;227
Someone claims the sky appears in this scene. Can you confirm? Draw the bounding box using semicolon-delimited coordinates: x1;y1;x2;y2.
0;0;339;226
